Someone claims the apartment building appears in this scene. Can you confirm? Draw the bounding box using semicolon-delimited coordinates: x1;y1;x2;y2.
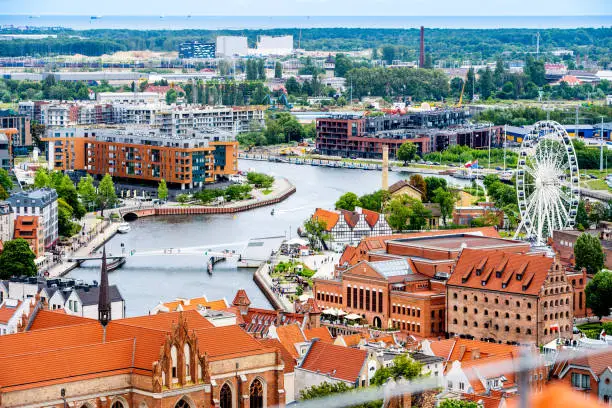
5;188;58;248
43;126;238;188
13;215;43;256
0;202;14;243
0;109;32;147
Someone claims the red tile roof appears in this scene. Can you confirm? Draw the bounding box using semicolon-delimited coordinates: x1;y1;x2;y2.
275;323;306;359
115;309;213;331
242;308;304;337
303;327;333;343
195;325;273;361
259;338;295;373
232;289;251;307
0;301;22;324
448;249;554;296
335;333;365;348
299;341;367;383
0;339;134;391
361;208;380;227
313;208;339;230
556;350;612;378
28;310;94;331
159;297;228;312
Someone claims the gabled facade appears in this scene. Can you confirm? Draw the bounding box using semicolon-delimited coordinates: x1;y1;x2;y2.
312;207;392;246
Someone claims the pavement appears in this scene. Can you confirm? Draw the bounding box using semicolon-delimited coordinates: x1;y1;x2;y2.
303;251;342;280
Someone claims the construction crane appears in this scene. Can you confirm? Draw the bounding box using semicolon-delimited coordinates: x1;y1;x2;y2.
457;76;467;108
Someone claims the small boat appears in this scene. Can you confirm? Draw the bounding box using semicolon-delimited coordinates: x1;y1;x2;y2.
117;223;131;234
271;208;275;216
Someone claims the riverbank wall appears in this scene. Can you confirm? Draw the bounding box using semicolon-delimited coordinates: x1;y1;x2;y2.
120;178;296;220
253;263;293;312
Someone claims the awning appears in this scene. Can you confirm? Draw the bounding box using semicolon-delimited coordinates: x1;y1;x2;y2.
344;313;362;320
323;308;338;316
336;309;347;316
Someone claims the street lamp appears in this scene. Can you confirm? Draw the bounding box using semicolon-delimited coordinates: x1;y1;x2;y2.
61;388;67;408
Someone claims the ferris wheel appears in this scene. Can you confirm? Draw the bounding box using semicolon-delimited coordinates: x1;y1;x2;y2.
514;121;580;244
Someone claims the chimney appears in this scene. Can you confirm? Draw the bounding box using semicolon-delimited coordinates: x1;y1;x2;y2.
419;26;425;68
472;348;480;360
458;345;467;361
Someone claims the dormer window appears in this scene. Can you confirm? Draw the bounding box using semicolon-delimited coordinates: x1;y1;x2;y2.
495;271;502;278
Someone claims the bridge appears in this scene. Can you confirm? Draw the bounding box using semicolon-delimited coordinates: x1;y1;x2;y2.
69;236;285;272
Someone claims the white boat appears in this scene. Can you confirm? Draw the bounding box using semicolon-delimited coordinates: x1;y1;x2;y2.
117;223;131;234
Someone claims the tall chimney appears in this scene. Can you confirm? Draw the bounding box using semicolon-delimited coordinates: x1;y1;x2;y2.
419;26;425;68
382;145;389;191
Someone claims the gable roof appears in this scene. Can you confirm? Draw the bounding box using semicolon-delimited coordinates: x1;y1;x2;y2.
0;300;22;324
28;309;94;331
334;333;365;348
313;208;340;230
113;309;213;331
303;326;334;343
232;289;251;308
159;296;228;312
556;350;612;379
74;285;124;306
242;308;304;337
275;323;307;359
194;325;272;361
361;208;381;227
299;340;367;383
448;248;553;296
388;180;423;196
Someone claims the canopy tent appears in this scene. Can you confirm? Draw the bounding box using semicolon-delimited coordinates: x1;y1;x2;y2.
344;313;362;320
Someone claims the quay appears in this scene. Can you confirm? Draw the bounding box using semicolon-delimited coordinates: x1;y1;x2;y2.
253;263;293;312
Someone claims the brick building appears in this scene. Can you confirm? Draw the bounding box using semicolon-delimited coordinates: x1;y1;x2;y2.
446;248;582;345
552;350;612;404
43;126;238;189
0;109;31;148
13;215;43;256
552;227;612;269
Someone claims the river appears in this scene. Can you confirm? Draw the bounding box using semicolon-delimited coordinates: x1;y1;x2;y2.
68;161;473;316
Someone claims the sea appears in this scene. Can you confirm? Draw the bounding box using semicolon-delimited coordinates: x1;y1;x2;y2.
0;15;610;31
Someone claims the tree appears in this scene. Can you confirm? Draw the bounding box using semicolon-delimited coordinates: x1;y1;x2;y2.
56;175;85;219
97;174;117;215
335;192;361;211
57;197;79;237
335;53;353;77
465;67;475;100
386;197;411;231
285;77;301;95
478;67;494;99
407;199;432;230
300;381;351;400
359;190;389;212
304;218;329;249
439;400;479;408
246;172;274;189
575;233;605;275
424;177;447;202
493;58;505;88
589;201;608;225
576;200;590;230
409;175;427;198
274;62;282;79
433;187;455;226
256;59;266;80
585;270;612;319
370;354;423;386
0;238;37;279
397;142;417;165
0;168;13;192
0;184;8;200
157;179;168;201
33;167;51;188
165;88;177;105
176;194;189;204
78;175;97;210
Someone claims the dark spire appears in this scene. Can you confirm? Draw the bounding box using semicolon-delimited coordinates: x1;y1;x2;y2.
98;246;111;327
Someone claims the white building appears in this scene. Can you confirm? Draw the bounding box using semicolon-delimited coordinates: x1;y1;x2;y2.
311;207;393;248
215;36;248;57
64;285;125;320
0;298;33;335
256;35;294;56
96;92;161;105
42;104;70;127
0;202;14;243
6;188;58;249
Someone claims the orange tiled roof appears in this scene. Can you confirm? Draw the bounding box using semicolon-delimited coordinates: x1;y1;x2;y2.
0;301;22;324
508;383;606;408
303;327;334;343
232;289;251;307
259;338;296;373
161;297;228;312
114;309;213;331
275;323;306;359
555;349;612;378
448;248;554;296
242;308;304;337
335;333;365;348
313;208;339;231
361;208;380;227
195;325;273;361
0;339;134;391
299;340;367;383
465;393;506;408
28;309;94;331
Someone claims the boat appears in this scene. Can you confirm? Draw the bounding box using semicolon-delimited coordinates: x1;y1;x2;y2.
452;170;476;180
90;15;103;20
117;223;131;234
107;257;126;272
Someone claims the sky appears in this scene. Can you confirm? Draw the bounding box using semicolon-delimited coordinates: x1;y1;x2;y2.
0;0;610;16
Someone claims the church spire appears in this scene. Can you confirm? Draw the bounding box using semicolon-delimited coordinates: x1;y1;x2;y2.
98;246;111;327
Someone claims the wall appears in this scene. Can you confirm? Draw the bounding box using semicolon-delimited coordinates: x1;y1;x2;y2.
294;368;351;401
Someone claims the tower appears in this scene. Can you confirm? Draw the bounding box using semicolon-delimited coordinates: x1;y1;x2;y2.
419;26;425;68
98;247;111;327
382;145;389;191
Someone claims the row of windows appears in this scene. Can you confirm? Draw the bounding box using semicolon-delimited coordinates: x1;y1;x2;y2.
347;287;383;313
543;298;570;308
451;319;534;335
544;311;571;320
392;320;421;333
451;306;533;321
392;304;421;318
316;292;342;305
451;292;533;308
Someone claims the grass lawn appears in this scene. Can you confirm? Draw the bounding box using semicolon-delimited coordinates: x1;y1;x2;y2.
577;322;603;331
262;188;273;195
582;179;612;192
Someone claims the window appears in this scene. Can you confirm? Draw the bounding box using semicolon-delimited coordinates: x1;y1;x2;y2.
571;373;590;390
495;311;499;317
526;329;532;335
171;346;178;379
516;327;521;334
459;382;465;391
220;383;232;408
484;297;488;303
250;379;264;408
474;322;478;327
365;290;370;311
464;295;467;300
484;310;488;316
505;300;509;306
184;344;191;380
359;288;364;309
453;293;458;299
453;319;458;324
448;381;453;389
505;326;510;332
516;314;521;320
346;287;351;307
474;308;478;314
378;292;383;313
474;296;478;301
527;302;532;309
175;399;191;408
111;402;125;408
495;298;499;304
372;289;377;311
463;320;468;326
527;315;532;321
463;307;468;313
453;305;458;311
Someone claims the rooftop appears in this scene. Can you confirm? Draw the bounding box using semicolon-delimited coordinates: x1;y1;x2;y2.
298;340;367;383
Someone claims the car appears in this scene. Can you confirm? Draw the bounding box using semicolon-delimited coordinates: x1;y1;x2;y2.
589;174;598;179
433;162;440;166
496;166;503;171
425;161;433;165
418;160;426;164
448;163;457;167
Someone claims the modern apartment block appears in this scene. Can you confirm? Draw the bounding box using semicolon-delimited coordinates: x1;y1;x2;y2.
0;109;32;147
43;126;239;189
315;109;500;159
5;188;58;249
0;202;14;243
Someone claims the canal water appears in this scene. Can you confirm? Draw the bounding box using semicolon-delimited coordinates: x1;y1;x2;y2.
68;162;472;316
